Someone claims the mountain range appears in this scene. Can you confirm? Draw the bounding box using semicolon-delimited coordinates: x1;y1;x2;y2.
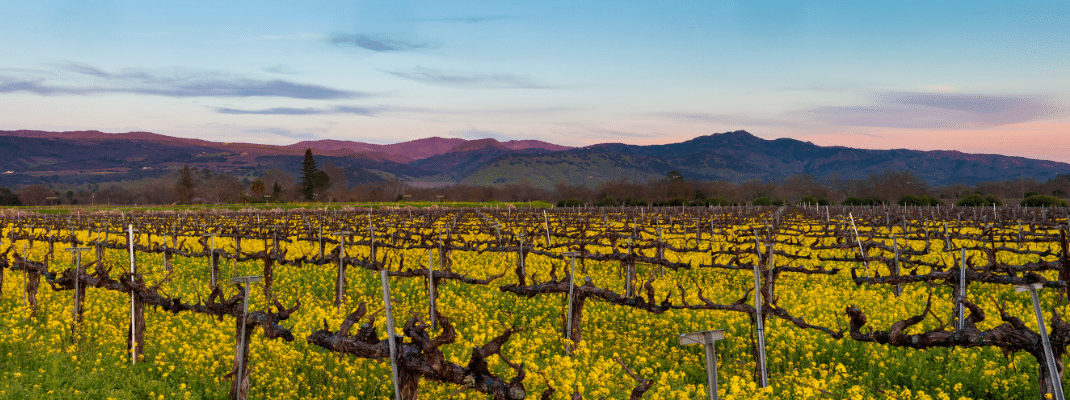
1;129;1068;190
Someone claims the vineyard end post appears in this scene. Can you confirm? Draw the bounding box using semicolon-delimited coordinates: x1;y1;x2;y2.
128;224;142;364
680;329;726;400
1017;282;1066;400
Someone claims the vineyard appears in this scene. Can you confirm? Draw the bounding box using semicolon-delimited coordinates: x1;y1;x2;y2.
1;205;1069;400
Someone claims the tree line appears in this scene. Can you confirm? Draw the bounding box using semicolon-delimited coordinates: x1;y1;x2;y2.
3;150;1070;207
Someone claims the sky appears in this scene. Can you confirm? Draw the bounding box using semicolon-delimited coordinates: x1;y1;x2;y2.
2;1;1069;162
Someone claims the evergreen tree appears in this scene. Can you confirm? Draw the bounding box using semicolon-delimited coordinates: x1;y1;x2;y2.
175;165;196;204
272;181;283;201
300;149;318;201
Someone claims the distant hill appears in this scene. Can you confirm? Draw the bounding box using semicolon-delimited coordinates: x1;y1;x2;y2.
289;136;569;162
1;129;1067;190
463;131;1070;188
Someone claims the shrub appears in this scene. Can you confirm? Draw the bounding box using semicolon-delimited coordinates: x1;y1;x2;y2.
594;197;617;207
842;197;885;206
707;197;730;206
898;195;942;206
800;196;831;206
667;197;687;207
753;196;773;206
556;198;583;207
957;193;1002;206
624;198;648;207
1021;195;1068;207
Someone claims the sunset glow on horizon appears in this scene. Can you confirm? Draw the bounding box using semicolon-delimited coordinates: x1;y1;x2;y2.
2;1;1067;161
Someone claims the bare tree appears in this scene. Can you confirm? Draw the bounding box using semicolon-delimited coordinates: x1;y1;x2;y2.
201;173;245;204
17;185;54;206
261;168;297;202
96;185;135;205
321;163;348;202
135;178;177;204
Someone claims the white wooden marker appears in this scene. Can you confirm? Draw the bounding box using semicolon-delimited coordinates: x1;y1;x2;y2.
848;213;867;270
128;224;138;364
750;229;768;388
544;211;552;247
679;329;726;400
1016;282;1065;400
203;233;218;287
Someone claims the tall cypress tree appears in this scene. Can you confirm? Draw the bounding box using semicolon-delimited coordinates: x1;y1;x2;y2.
300;149;317;201
175;165;195;204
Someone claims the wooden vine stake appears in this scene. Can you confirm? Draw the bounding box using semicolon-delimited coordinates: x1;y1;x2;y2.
516;232;526;286
164;225;176;275
65;246;92;341
563;251;580;354
625;235;636;298
332;231;350;308
427;248;436;331
229;275;262;400
204;233;219;288
380;269;402;400
0;239;5;301
891;234;901;297
955;248;966;332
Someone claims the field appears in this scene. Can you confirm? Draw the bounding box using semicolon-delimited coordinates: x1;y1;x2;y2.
0;205;1067;400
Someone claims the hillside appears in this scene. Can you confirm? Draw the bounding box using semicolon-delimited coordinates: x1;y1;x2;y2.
1;129;1067;190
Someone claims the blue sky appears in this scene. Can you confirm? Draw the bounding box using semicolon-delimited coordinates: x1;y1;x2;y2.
2;1;1069;161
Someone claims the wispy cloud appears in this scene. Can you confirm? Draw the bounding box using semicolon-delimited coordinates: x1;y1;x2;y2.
262;64;301;75
257;128;319;140
384;67;548;89
216;106;377;116
586;128;663;139
801;92;1066;130
0;62;365;100
408;15;519;24
449;129;513;141
328;33;436;52
658;112;793;127
217;107;327;116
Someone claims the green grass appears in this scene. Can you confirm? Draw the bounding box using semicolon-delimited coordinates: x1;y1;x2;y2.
3;200;553;214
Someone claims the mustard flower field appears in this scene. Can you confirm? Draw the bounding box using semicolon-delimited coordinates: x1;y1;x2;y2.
0;206;1066;400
